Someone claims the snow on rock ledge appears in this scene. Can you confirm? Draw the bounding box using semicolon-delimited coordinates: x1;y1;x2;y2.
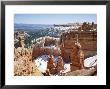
84;55;97;67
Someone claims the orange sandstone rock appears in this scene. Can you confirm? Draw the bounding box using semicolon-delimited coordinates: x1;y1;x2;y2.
14;47;43;76
47;55;56;74
56;56;64;73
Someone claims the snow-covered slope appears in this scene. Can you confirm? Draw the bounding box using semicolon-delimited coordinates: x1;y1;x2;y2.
35;55;97;73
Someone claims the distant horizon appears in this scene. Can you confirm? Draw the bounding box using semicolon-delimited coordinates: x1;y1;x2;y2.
14;22;97;25
14;14;97;24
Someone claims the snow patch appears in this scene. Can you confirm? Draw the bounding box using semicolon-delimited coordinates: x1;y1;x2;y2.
35;55;70;73
64;64;70;73
35;55;48;73
35;54;97;73
84;55;97;67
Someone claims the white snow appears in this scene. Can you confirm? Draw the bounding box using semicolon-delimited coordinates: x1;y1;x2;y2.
84;55;97;67
45;45;56;49
34;55;48;73
64;64;70;73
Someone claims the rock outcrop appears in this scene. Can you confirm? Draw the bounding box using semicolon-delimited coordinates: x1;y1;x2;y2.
14;47;43;76
56;56;64;73
18;36;25;47
70;42;81;71
70;42;85;71
32;46;60;60
79;50;85;69
47;55;56;74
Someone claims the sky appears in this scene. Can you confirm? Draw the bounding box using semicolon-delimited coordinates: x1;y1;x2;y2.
14;14;97;24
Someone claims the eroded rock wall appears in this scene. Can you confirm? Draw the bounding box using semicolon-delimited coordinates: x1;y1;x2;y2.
14;47;43;76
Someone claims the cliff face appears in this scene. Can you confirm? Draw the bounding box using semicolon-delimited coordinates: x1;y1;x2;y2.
14;47;43;76
60;31;97;63
32;47;60;60
61;31;96;50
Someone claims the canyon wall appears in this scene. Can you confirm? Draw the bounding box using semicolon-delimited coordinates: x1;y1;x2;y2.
32;47;60;59
60;31;97;62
